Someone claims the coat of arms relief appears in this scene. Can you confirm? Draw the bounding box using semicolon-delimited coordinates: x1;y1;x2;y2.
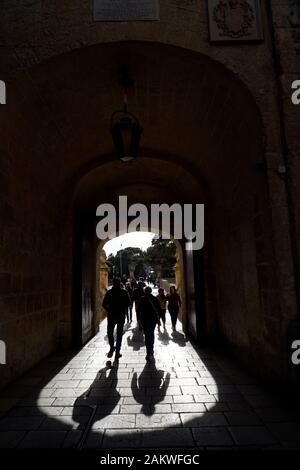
208;0;263;42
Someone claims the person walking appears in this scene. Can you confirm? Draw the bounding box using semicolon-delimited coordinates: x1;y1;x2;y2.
102;278;131;359
156;287;167;329
167;286;182;331
125;281;133;323
139;286;160;362
139;277;147;288
132;281;145;329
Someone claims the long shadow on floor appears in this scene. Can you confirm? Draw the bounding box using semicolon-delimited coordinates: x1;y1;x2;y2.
157;328;171;345
73;360;120;422
171;331;188;347
127;327;145;351
0;347;231;449
131;362;171;416
0;332;296;449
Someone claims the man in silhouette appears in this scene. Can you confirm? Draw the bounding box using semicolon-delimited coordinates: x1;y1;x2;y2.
132;281;145;329
102;278;131;359
139;286;160;362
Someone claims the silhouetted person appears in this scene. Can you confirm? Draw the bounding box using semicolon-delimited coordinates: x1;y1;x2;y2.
167;286;181;331
102;278;131;359
139;286;160;362
125;282;133;323
156;287;167;329
133;281;145;328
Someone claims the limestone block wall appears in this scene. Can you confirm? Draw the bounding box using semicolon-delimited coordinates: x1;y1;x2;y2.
0;89;63;388
271;1;300;300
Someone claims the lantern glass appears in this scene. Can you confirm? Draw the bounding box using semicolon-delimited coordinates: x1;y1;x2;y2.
122;121;133;162
111;115;143;162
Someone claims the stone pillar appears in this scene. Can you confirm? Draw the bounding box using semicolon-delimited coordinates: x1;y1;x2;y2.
174;253;186;330
154;265;162;287
128;262;136;280
98;250;109;325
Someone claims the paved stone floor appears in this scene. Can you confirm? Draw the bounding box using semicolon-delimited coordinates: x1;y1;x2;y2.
1;295;300;449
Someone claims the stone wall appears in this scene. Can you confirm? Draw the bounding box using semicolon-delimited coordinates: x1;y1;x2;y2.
0;87;63;388
269;0;300;384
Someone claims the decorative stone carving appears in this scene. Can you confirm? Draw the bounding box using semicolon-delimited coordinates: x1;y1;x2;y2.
208;0;263;42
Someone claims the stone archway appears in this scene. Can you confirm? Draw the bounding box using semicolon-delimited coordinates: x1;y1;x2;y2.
1;40;285;389
71;153;205;347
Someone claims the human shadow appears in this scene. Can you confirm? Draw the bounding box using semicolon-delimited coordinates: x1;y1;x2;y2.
0;331;274;450
72;360;120;427
127;327;145;351
131;362;170;416
157;328;171;345
171;330;188;347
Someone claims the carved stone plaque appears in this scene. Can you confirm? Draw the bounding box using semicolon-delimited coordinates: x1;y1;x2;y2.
94;0;160;21
208;0;263;42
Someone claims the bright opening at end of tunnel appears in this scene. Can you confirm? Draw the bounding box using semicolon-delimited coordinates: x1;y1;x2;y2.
103;232;157;256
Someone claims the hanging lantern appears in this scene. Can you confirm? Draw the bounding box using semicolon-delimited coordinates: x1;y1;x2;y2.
110;110;143;162
110;74;143;162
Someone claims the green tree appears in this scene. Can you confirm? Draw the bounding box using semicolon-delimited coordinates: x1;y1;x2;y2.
109;247;145;278
146;237;176;278
106;238;176;280
107;254;116;279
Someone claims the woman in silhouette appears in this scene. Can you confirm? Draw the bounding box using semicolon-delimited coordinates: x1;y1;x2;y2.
156;288;167;329
167;286;181;331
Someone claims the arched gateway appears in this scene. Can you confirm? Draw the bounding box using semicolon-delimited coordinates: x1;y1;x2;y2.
1;40;285;390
